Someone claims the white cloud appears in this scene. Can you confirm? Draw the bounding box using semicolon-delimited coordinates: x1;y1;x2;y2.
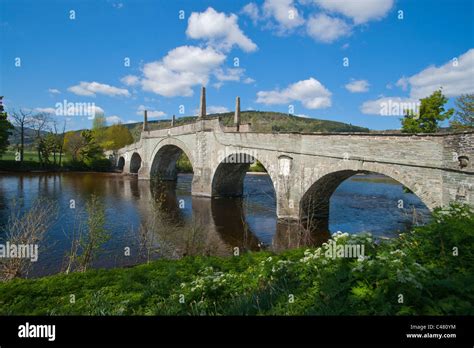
345;79;370;93
256;77;332;109
214;68;245;82
141;45;225;97
242;3;261;23
396;77;409;91
306;13;351;43
212;82;224;89
68;81;130;97
360;96;420;116
35;105;104;117
121;75;140;86
48;88;61;94
208;106;230;114
244;77;256;84
263;0;304;31
91;106;105;116
35;107;56;114
312;0;394;24
106;115;122;124
186;7;257;52
398;48;474;99
136;105;166;118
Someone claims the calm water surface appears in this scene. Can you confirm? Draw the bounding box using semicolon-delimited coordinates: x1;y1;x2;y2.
0;172;430;277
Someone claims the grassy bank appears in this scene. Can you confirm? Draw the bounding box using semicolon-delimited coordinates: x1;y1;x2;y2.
0;204;472;315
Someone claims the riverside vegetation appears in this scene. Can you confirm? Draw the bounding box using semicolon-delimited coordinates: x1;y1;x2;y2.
0;203;472;315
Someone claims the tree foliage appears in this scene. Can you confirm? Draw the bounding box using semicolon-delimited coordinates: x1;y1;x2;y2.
401;89;454;133
451;93;474;129
103;124;134;150
0;100;14;156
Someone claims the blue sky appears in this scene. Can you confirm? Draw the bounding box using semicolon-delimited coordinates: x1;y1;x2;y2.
1;0;473;131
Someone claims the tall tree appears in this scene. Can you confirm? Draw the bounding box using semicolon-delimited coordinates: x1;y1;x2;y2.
0;97;14;156
30;113;51;166
401;89;454;133
79;130;103;162
55;120;67;166
104;124;134;150
92;113;107;147
9;109;33;162
451;93;474;129
63;132;85;161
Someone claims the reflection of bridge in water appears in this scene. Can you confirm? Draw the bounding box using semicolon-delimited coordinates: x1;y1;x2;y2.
122;176;307;254
109;87;474;245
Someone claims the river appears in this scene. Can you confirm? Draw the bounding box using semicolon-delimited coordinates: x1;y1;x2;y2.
0;172;430;277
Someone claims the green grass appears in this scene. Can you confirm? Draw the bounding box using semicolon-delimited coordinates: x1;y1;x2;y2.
0;203;472;315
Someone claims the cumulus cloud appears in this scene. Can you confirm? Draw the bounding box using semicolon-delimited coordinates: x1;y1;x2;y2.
106;115;122;124
141;45;225;97
121;75;140;86
257;77;332;109
214;68;245;82
208;106;230;114
306;13;351;43
262;0;305;31
397;48;474;99
311;0;394;24
244;77;256;84
241;3;261;23
345;79;370;93
68;81;130;97
136;105;166;118
35;105;104;117
48;88;61;94
34;107;56;114
186;7;257;52
360;96;420;116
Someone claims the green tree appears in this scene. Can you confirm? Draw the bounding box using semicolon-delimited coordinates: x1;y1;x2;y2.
451;93;474;129
0;97;14;156
79;130;103;162
103;124;134;150
63;131;85;161
38;133;59;165
401;89;454;133
92;114;107;147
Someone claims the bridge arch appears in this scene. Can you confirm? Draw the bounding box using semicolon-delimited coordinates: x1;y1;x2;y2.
211;151;278;197
130;152;142;173
149;138;195;180
117;156;125;172
299;162;435;235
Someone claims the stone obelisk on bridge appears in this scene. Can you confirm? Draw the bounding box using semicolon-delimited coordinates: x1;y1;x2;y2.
199;86;206;119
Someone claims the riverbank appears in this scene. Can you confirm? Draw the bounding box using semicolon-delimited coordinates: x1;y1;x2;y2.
0;203;472;315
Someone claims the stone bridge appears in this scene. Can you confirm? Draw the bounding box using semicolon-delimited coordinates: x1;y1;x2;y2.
110;89;474;230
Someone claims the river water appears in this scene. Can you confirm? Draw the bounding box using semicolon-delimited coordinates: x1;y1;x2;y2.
0;172;430;277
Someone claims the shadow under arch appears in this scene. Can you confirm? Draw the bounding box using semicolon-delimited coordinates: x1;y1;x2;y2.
299;169;432;244
210;197;261;251
130;152;142;174
150;139;195;181
117;156;125;172
211;152;277;197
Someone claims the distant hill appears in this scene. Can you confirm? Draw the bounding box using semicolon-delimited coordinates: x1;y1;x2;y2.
7;127;48;147
6;111;371;145
123;111;371;142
